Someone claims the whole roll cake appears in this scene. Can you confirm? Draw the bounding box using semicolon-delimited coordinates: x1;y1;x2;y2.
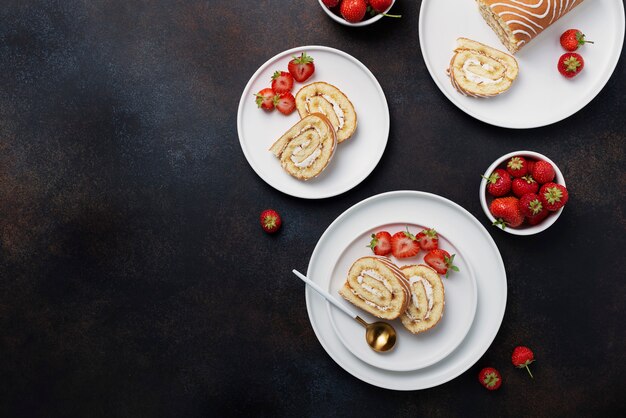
476;0;586;53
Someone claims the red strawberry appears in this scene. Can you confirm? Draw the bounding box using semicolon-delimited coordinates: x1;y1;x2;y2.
367;231;392;256
478;367;502;390
512;346;535;379
506;156;528;177
519;193;546;218
560;29;593;52
275;92;296;115
254;88;278;110
271;71;294;94
531;160;555;184
483;168;512;197
525;159;535;176
511;175;539;197
390;227;420;259
288;52;315;83
415;228;439;251
539;182;569;211
489;197;524;229
260;209;282;233
558;52;584;78
321;0;339;7
340;0;367;23
369;0;401;17
424;249;459;278
527;208;549;226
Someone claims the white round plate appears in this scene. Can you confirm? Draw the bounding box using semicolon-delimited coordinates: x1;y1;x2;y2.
327;222;477;372
305;191;507;390
237;46;389;199
419;0;625;129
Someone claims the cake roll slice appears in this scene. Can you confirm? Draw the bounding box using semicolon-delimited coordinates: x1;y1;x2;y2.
269;113;337;181
448;38;519;98
295;82;357;143
477;0;585;53
400;265;445;335
339;256;410;320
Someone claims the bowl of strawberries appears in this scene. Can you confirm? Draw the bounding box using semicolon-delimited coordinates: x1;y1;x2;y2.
479;151;569;235
319;0;399;27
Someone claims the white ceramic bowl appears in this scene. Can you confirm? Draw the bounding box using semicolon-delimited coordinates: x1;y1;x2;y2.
318;0;396;27
479;150;566;236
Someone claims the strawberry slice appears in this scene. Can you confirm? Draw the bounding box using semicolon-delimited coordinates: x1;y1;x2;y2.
415;228;438;251
424;249;459;277
390;227;420;258
254;88;278;111
287;52;315;83
271;71;294;94
367;231;392;256
275;92;296;115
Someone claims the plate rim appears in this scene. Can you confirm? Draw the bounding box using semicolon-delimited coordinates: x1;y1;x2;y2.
305;190;507;390
236;45;390;199
418;0;626;129
325;220;478;372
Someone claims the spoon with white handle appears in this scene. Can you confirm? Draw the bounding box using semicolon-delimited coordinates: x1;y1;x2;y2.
292;269;397;353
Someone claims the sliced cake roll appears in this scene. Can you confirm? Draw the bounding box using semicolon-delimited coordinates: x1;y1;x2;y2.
448;38;519;98
476;0;585;54
269;113;337;181
400;265;445;335
295;82;357;143
339;256;411;320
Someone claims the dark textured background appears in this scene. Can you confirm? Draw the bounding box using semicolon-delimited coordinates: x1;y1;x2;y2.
1;0;625;416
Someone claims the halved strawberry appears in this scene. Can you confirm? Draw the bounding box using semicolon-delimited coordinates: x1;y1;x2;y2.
367;231;392;256
415;228;438;251
254;88;278;111
275;92;296;115
271;71;294;94
390;227;420;258
287;52;315;82
424;249;459;277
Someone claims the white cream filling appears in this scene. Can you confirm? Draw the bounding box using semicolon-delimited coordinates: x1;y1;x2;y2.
462;59;503;85
351;289;390;311
409;275;434;320
321;94;345;129
289;125;324;168
358;269;393;292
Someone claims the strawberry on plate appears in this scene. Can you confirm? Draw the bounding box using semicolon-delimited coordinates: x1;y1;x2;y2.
511;175;539;197
478;367;502;390
483;168;512;197
288;52;315;82
512;346;535;378
415;228;438;251
531;160;555;184
560;29;593;52
368;231;392;256
539;182;569;211
558;52;584;78
275;92;296;115
340;0;367;23
260;209;282;233
390;227;420;258
255;88;278;110
424;249;459;278
490;196;524;229
271;71;294;94
506;156;528;178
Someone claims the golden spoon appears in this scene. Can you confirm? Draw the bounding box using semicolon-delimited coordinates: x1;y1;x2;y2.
292;269;397;353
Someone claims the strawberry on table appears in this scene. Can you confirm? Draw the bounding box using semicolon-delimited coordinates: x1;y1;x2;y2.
368;231;392;256
260;209;282;233
490;196;524;229
424;249;459;278
288;52;315;83
512;175;539;197
483;168;512;197
531;160;555;184
271;71;294;94
478;367;502;390
506;156;528;178
415;228;439;251
560;29;593;52
255;88;278;111
539;182;569;211
340;0;367;23
512;346;535;378
558;52;584;78
390;227;420;259
275;92;296;115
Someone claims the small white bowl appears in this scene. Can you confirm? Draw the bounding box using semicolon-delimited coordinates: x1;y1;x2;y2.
479;150;566;236
318;0;396;27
